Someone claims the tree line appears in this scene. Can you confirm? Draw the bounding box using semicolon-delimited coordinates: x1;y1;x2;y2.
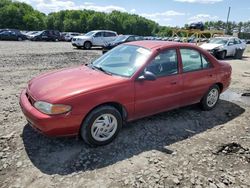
0;0;250;38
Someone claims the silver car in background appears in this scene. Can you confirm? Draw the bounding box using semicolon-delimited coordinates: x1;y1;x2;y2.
200;37;247;59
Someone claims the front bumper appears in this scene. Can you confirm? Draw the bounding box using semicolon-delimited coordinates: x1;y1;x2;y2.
19;89;82;136
71;39;83;47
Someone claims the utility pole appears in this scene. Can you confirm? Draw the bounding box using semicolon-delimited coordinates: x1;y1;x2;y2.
226;6;231;34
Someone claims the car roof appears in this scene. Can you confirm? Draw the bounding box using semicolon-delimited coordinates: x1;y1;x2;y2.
126;40;198;50
214;36;237;39
92;30;117;33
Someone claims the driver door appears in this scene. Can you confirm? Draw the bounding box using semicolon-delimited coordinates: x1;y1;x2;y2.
134;49;183;119
227;39;236;56
92;32;104;46
41;31;49;40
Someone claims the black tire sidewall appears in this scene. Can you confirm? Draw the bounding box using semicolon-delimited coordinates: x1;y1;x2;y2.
80;106;122;146
218;51;226;60
200;85;220;111
84;41;92;50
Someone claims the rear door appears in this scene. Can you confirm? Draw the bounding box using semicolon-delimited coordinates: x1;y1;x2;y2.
103;32;117;44
179;48;217;106
134;49;183;118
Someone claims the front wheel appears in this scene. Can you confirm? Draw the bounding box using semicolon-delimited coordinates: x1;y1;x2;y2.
84;41;92;50
200;85;220;111
217;51;226;60
80;106;122;146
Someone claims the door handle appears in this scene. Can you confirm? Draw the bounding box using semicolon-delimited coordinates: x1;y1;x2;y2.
208;74;213;77
170;81;177;85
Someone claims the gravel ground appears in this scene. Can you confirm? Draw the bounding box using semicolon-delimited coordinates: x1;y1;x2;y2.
0;41;250;188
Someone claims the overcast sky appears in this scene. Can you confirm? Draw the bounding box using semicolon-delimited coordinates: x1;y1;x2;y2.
17;0;250;26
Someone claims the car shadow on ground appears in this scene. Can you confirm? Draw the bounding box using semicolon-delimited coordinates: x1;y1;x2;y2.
22;100;245;175
73;47;103;51
222;55;249;61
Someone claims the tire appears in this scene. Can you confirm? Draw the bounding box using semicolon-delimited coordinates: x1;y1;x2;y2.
217;51;226;60
200;85;220;111
80;106;122;146
84;41;92;50
234;48;244;59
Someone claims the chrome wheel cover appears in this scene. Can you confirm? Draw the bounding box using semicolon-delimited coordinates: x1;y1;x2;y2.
207;88;219;107
91;114;118;142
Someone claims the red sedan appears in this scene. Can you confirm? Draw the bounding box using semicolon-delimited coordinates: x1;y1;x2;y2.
19;41;231;146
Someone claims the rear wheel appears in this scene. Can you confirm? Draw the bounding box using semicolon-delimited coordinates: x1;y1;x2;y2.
200;85;220;111
84;41;92;50
80;106;122;146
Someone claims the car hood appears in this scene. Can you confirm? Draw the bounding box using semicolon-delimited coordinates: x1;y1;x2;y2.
27;66;125;103
200;43;223;50
73;35;91;40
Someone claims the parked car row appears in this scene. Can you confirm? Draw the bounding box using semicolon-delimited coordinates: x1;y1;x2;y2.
1;28;248;61
0;29;27;41
0;29;83;41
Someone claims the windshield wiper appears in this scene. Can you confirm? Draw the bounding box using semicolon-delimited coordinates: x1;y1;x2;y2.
92;65;113;75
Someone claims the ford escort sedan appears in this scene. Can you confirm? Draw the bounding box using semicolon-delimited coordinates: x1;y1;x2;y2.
19;41;231;146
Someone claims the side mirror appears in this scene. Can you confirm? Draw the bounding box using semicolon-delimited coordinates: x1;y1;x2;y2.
138;71;157;81
228;42;234;46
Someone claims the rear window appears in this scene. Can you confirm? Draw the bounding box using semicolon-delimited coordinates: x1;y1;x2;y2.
180;48;212;72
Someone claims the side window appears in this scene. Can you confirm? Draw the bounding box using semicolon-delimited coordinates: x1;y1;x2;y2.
104;32;116;37
94;32;102;37
127;36;135;42
180;49;202;72
228;39;234;45
180;48;212;72
43;31;49;35
201;55;212;69
234;39;240;44
10;31;16;35
145;49;178;77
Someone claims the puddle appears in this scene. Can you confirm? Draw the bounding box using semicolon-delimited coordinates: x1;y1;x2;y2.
220;90;250;106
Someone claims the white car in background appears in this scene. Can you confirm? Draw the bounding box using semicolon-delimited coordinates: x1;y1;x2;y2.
200;37;247;59
72;30;117;49
64;32;81;42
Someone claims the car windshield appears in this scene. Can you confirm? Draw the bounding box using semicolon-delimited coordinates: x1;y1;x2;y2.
84;31;95;36
92;44;151;77
208;38;228;45
113;35;129;43
34;31;43;36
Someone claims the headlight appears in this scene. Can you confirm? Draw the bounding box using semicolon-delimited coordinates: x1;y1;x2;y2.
34;101;71;115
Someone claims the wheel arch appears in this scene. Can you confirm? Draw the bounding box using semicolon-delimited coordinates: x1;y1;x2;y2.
80;101;128;129
84;40;92;45
215;82;223;93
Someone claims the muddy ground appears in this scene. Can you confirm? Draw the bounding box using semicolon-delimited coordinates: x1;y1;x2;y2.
0;41;249;188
